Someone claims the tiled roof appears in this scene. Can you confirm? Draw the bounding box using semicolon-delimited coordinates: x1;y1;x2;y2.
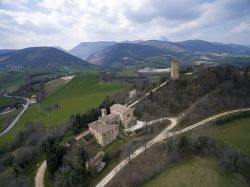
110;104;130;114
99;113;118;123
89;120;118;134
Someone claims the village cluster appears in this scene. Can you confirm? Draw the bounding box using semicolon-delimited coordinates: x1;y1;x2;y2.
84;60;180;172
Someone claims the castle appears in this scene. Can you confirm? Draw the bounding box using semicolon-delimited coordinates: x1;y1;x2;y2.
171;60;180;80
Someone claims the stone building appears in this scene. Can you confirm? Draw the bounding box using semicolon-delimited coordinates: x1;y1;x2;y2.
171;60;180;80
110;104;136;128
30;95;37;104
88;120;119;146
88;104;136;146
85;151;106;173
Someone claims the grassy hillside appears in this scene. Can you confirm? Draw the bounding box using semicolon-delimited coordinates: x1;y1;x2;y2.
0;47;95;68
142;157;246;187
212;117;250;156
0;73;126;144
0;71;27;91
45;78;71;96
0;108;22;132
0;97;19;107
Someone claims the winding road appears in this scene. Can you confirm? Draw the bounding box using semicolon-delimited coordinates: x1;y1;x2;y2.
34;80;169;187
0;108;16;116
0;95;30;136
96;108;250;187
34;77;250;187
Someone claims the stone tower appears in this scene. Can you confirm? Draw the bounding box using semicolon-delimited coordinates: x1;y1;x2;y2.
101;109;107;117
171;59;180;80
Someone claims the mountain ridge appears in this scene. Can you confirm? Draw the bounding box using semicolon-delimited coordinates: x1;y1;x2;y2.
0;47;95;69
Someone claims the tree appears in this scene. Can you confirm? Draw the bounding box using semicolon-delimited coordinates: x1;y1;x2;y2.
45;138;67;176
54;143;89;187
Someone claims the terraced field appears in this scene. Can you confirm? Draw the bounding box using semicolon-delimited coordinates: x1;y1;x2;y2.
0;73;126;144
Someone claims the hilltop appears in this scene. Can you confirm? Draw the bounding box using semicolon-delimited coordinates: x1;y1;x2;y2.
69;41;116;60
0;47;96;69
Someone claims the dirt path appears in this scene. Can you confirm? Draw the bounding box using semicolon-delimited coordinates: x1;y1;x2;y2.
35;161;47;187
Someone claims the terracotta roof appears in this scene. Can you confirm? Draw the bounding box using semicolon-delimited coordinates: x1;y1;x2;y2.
88;120;118;134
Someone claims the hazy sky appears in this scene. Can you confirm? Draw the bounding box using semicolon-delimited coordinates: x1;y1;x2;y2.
1;0;250;49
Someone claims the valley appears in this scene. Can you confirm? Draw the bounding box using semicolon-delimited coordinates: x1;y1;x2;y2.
0;7;250;187
0;47;249;187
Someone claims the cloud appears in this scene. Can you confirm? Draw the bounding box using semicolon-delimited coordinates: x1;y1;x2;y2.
232;22;250;33
0;0;250;49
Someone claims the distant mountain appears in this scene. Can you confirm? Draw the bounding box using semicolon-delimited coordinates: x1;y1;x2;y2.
0;49;15;55
52;46;67;52
138;40;187;53
0;47;95;69
176;40;250;54
69;41;116;60
87;43;171;66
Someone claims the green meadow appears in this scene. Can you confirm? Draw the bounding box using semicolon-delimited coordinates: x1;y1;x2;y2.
0;96;22;107
142;157;246;187
212;117;250;156
0;73;126;144
0;71;27;91
45;78;70;96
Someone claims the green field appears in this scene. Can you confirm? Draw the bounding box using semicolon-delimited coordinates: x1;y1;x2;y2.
0;96;21;107
0;108;22;130
0;71;27;91
0;73;126;144
212;117;250;156
142;157;246;187
45;78;71;96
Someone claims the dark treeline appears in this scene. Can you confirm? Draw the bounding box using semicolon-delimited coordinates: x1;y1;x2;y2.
71;96;115;134
135;65;250;121
0;118;73;186
108;133;250;187
214;111;250;126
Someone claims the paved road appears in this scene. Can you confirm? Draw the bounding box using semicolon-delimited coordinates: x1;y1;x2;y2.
75;130;90;141
125;117;169;132
35;161;47;187
127;81;168;108
0;95;30;136
0;108;16;116
96;108;250;187
96;117;178;187
165;108;250;138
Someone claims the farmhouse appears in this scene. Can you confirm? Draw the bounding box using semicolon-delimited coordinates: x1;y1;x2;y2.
88;104;136;146
88;120;119;146
110;104;136;128
30;95;37;104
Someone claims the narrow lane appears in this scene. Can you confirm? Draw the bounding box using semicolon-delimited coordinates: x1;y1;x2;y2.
0;95;30;136
96;108;250;187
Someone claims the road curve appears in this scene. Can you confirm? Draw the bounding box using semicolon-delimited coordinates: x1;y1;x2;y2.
165;108;250;138
96;108;250;187
0;95;30;136
0;108;16;116
96;117;178;187
35;161;47;187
